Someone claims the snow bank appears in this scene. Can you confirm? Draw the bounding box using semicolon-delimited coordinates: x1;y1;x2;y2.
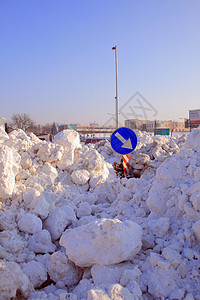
0;126;200;299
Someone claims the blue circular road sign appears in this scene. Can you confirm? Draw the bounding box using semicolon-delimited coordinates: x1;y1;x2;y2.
110;127;137;155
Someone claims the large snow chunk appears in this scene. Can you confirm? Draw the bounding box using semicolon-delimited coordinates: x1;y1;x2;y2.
146;179;170;216
25;191;52;219
39;163;58;184
0;145;20;199
71;169;90;185
184;127;200;152
53;129;80;148
28;230;56;254
0;261;33;299
0;210;16;230
47;251;81;287
83;149;107;174
148;217;169;238
91;262;136;285
18;213;42;234
22;260;47;288
44;205;76;241
5;129;33;152
146;267;177;298
60;218;142;267
81;149;110;187
162;247;182;269
0;230;26;252
147;155;184;215
21;152;32;169
156;156;184;181
77;202;92;218
53;129;80;170
37;142;63;163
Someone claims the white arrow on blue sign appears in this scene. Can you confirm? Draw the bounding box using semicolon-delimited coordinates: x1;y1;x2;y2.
110;127;138;155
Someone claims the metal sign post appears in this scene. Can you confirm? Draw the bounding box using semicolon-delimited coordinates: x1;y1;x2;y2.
122;154;129;176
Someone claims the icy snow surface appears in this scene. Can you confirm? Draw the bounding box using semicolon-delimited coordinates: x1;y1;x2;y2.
0;126;200;299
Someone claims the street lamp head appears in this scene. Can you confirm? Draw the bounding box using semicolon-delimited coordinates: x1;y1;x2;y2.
112;46;116;50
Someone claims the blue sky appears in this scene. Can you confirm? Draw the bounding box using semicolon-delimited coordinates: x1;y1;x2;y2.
1;0;200;125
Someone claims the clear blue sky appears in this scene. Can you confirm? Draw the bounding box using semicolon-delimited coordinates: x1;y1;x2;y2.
1;0;200;126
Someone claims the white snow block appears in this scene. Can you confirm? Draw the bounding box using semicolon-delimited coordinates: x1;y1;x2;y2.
47;251;81;287
18;213;42;234
81;148;110;188
5;129;33;152
37;142;63;163
0;230;26;253
146;267;177;298
28;194;51;219
53;129;80;149
53;129;80;170
147;156;184;215
0;210;16;230
44;205;76;241
28;230;56;254
184;127;200;153
71;169;90;185
77;202;92;218
0;261;33;299
21;152;32;169
56;151;75;170
0;145;20;199
91;262;135;285
162;247;182;269
148;217;169;238
22;260;47;288
60;218;142;267
39;163;58;184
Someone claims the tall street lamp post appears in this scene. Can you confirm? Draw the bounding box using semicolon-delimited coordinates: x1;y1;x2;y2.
112;45;119;128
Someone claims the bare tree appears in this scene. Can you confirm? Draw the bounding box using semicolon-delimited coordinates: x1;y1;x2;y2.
9;113;37;133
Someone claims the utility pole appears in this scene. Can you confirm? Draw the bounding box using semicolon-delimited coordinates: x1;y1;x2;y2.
112;45;119;128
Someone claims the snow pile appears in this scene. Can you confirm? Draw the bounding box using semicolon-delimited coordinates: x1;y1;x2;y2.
95;131;181;178
0;126;200;299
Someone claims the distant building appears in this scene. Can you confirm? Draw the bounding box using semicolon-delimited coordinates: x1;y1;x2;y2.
125;119;149;131
125;119;190;133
